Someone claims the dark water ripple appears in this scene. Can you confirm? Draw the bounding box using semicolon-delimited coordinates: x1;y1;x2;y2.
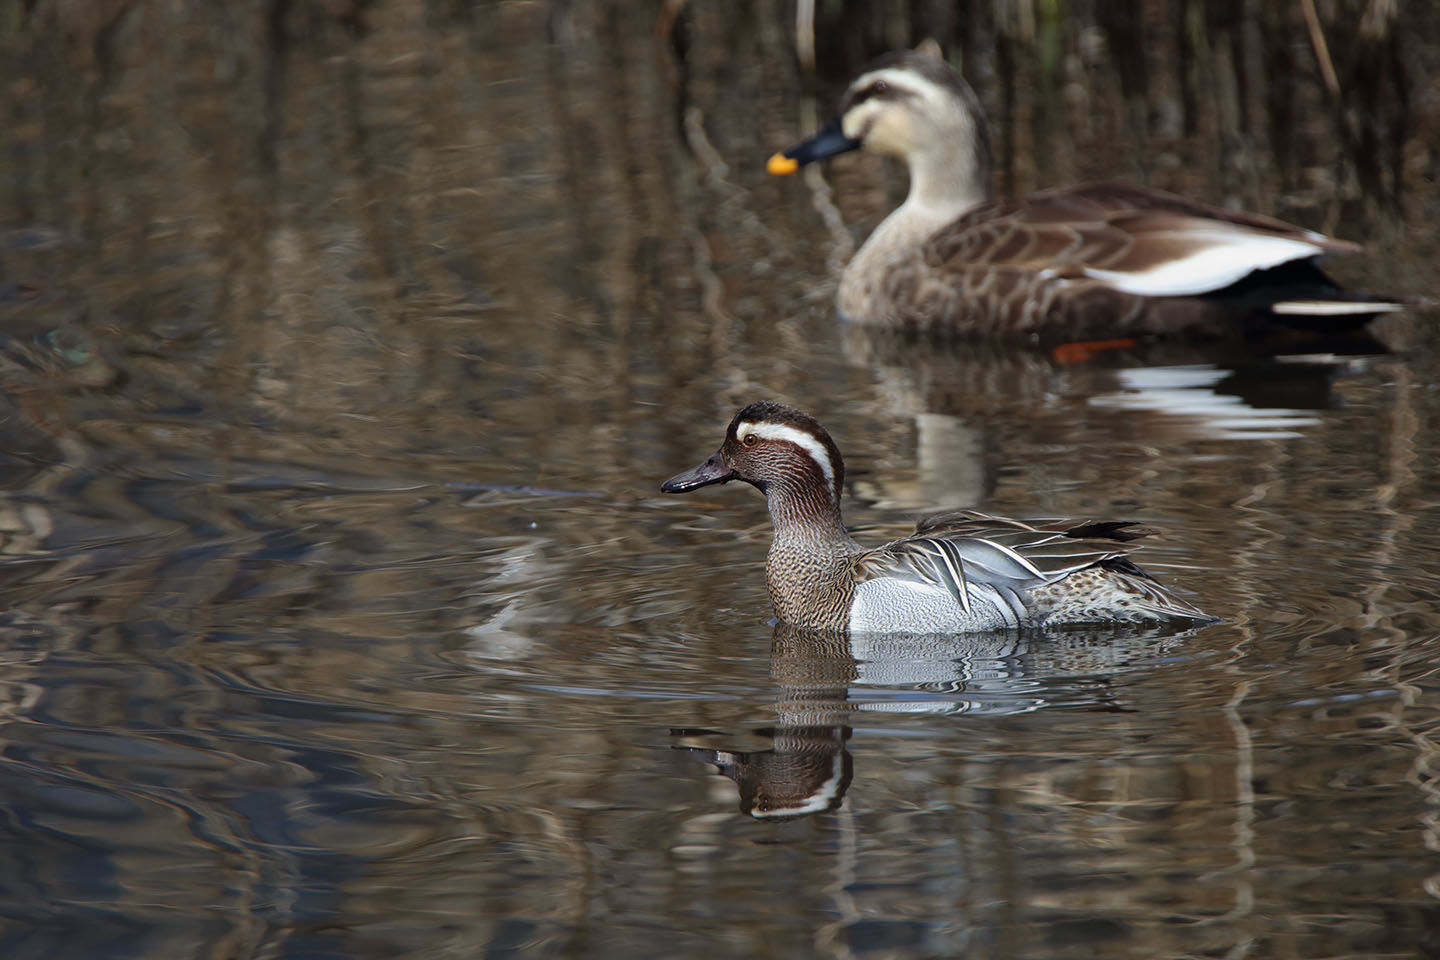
0;429;1432;958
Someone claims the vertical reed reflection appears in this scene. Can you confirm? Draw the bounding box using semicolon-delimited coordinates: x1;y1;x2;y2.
0;2;1438;959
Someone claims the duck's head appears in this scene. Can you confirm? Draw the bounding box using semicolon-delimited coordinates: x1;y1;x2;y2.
768;50;992;209
660;401;845;506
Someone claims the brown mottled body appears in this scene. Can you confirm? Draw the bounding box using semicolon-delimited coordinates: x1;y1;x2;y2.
840;182;1365;341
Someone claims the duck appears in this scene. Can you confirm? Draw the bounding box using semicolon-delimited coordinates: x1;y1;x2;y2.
767;49;1407;343
660;401;1213;632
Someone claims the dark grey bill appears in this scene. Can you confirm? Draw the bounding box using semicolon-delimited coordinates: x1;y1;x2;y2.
660;452;735;493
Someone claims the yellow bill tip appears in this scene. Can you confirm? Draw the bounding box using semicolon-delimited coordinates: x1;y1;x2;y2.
766;152;799;176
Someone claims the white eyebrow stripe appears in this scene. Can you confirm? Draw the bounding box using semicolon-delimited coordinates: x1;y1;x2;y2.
852;67;944;105
737;421;837;494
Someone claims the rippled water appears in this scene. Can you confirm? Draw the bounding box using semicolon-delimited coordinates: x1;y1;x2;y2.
4;2;1440;958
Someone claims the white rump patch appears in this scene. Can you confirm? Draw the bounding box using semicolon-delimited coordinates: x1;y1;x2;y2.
736;421;837;494
1270;299;1406;316
1085;231;1325;296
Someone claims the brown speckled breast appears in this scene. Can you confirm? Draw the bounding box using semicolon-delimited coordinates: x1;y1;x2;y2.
765;541;857;631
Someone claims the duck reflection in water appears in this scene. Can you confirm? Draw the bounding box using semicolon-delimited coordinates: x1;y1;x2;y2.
675;627;857;820
674;621;1206;820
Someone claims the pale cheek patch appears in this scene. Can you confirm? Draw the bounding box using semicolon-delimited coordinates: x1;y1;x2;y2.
864;110;912;158
737;421;837;495
842;100;879;142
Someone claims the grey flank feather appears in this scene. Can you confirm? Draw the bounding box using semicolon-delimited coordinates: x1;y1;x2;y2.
932;538;972;613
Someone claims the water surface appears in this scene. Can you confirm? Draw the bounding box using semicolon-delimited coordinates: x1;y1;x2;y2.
3;2;1440;958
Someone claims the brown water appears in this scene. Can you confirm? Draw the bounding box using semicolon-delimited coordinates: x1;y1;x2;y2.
4;2;1440;958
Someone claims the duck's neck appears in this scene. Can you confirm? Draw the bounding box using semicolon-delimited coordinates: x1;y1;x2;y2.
907;139;991;216
838;144;991;321
765;487;856;552
762;485;861;630
880;142;992;248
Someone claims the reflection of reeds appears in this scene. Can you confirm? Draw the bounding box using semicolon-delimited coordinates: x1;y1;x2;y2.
0;5;1436;956
778;0;1434;230
1300;0;1341;96
4;0;1435;437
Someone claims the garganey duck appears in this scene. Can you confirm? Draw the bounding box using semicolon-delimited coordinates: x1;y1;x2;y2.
661;401;1213;632
768;50;1407;342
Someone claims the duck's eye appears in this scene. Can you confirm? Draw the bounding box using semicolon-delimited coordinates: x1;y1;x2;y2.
742;434;759;447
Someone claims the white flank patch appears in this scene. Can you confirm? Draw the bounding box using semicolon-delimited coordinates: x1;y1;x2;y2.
849;579;1020;632
736;421;837;493
1085;232;1324;296
1270;299;1406;316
